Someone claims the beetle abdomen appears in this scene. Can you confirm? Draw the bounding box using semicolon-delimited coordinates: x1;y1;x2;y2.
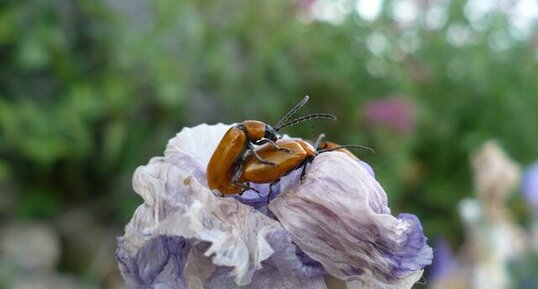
239;140;308;183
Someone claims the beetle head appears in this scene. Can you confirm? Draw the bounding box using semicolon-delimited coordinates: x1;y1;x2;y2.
264;124;279;141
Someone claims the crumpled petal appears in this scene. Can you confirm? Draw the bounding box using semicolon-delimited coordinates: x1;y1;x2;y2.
116;235;191;289
164;123;232;186
269;152;432;288
116;124;327;288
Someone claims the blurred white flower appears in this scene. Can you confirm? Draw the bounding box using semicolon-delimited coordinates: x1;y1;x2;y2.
434;140;527;289
471;140;520;219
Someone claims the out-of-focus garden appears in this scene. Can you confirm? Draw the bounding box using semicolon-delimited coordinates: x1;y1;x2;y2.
1;0;537;288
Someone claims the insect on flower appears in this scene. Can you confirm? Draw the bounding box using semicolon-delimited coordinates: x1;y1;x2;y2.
206;96;336;196
237;134;374;199
117;123;433;289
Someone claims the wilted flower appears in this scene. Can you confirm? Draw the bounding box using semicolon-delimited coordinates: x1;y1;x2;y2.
364;97;415;134
116;124;432;289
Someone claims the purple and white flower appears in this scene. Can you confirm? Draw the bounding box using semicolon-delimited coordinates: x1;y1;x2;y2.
116;124;432;289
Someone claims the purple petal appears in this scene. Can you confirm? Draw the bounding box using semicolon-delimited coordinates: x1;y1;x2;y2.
269;152;432;288
234;182;282;215
202;261;327;289
522;161;538;213
266;229;326;278
116;236;190;289
386;213;433;276
427;238;453;282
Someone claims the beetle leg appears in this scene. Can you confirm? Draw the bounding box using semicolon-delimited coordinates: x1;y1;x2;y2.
238;183;262;197
255;138;278;148
299;156;315;182
266;181;279;205
299;162;308;182
231;163;258;195
231;163;262;197
231;162;243;184
255;139;296;155
235;183;260;197
248;143;277;166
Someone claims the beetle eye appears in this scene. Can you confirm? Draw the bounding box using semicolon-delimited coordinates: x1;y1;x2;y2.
264;125;278;141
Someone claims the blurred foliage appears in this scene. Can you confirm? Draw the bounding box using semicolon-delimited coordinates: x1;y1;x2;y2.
1;0;538;282
510;252;538;289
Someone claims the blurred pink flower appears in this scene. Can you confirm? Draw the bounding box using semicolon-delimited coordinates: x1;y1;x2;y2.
364;97;415;134
297;0;316;10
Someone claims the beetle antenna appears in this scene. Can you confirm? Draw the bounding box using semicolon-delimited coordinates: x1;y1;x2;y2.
318;144;375;154
307;105;318;145
275;95;310;128
275;113;336;131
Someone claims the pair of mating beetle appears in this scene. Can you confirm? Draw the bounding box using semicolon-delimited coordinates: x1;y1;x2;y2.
206;96;372;197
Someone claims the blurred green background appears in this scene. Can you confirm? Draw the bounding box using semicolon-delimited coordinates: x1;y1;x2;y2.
1;0;537;288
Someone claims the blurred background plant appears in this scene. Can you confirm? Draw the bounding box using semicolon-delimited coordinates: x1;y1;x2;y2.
0;0;537;288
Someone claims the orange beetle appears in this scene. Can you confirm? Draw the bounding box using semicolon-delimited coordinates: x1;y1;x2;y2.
238;139;316;184
317;141;358;159
313;133;375;160
315;137;358;160
207;96;336;196
237;135;374;199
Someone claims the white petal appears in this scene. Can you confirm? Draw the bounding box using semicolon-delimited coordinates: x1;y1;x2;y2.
269;152;432;289
122;159;281;285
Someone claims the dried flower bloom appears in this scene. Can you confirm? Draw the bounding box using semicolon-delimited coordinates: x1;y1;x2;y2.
116;123;432;289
